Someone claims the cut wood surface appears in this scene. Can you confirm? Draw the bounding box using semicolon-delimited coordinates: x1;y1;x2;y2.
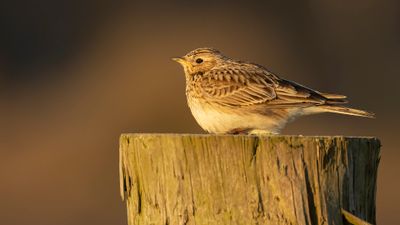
119;134;380;225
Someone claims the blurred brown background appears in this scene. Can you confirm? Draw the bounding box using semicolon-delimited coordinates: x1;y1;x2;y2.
0;1;398;224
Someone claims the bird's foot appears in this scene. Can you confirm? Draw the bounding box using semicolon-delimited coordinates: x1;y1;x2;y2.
248;129;278;136
227;128;252;135
227;128;277;136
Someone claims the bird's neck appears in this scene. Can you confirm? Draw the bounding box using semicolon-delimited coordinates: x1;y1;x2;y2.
185;72;204;98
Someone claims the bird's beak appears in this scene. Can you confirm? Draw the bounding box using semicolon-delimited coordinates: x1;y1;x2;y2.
172;57;188;66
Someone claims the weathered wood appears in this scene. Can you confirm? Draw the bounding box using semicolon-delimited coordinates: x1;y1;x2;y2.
119;134;380;225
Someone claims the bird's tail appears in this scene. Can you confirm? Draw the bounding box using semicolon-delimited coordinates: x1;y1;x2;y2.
319;105;375;118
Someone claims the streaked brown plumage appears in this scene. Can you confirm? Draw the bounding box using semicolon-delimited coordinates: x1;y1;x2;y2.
173;48;374;134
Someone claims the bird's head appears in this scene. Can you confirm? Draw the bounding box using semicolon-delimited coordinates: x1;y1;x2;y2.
172;48;227;75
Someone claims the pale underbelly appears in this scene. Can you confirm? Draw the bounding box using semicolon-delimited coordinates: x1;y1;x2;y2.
188;101;289;134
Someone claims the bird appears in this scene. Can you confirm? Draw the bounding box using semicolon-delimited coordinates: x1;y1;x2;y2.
172;47;374;135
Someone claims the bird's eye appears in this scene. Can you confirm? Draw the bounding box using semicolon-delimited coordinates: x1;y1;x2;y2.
196;58;203;64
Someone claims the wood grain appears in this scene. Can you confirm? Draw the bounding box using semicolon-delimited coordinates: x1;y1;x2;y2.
119;134;380;225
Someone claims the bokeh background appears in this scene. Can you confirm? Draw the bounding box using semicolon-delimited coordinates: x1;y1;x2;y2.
0;1;398;224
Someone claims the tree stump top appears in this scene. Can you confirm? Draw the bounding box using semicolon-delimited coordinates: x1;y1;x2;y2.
119;134;380;225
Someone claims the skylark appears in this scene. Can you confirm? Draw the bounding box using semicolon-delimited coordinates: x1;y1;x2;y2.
173;48;374;134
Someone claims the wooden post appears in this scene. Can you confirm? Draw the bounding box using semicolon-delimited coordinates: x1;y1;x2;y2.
119;134;380;225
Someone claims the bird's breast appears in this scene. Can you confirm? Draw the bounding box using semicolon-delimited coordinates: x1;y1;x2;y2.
187;98;234;133
187;96;286;134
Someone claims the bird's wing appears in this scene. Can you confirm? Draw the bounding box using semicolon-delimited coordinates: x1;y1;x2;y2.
199;63;340;108
272;79;347;106
270;79;328;106
198;65;277;107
